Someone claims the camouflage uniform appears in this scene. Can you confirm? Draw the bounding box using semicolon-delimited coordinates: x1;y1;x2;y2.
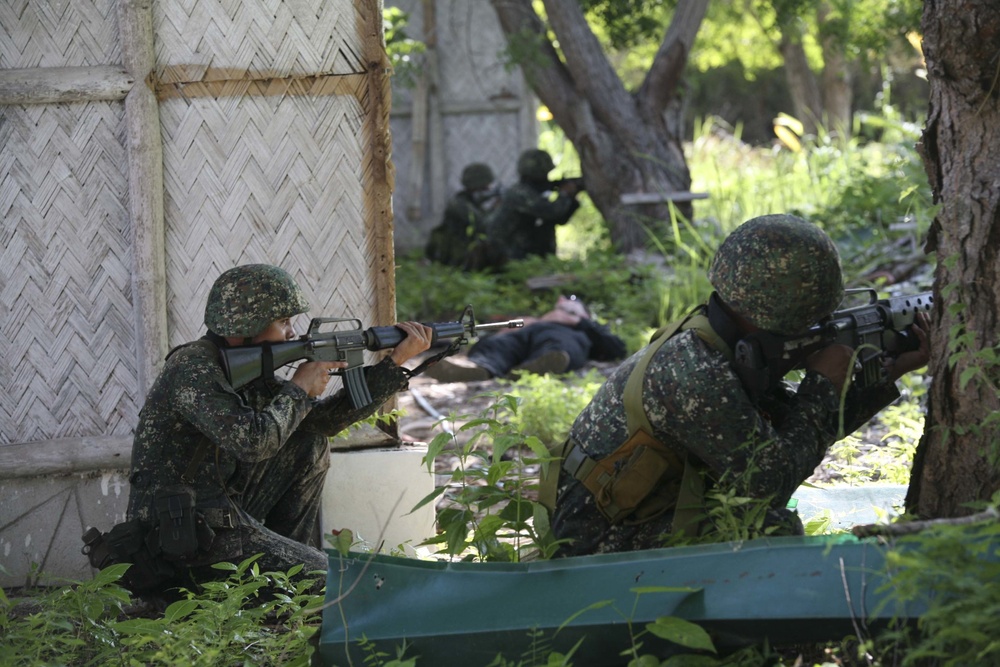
425;163;500;270
550;215;901;556
487;149;580;261
125;265;411;582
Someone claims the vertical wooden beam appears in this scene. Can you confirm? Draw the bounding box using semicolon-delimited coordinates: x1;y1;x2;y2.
118;0;168;393
355;0;399;431
519;72;539;153
425;0;446;217
404;0;432;221
355;0;396;327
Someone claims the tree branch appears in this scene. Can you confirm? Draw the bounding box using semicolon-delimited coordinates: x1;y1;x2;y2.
851;505;999;539
540;0;638;134
637;0;709;121
490;0;580;136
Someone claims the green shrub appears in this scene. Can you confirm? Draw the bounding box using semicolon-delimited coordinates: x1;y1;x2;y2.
0;559;323;667
499;370;607;446
874;503;1000;666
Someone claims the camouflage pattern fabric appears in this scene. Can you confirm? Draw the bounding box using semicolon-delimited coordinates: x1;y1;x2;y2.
486;181;579;261
708;215;843;334
426;191;503;271
461;162;495;190
126;339;410;579
550;316;900;557
425;191;487;267
516;149;555;181
205;264;310;338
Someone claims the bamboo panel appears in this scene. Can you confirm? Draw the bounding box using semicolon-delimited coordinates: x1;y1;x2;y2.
444;111;521;186
0;0;121;68
154;0;363;83
158;91;377;346
435;0;517;102
0;103;139;445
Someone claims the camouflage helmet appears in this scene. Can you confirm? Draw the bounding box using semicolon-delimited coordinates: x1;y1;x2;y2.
461;163;495;190
708;214;843;334
204;264;310;338
516;149;555;181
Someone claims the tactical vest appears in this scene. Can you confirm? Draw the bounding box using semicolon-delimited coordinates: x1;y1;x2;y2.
538;307;734;534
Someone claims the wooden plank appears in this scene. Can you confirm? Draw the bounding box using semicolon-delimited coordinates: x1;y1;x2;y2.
119;0;169;393
389;97;525;118
620;191;710;205
0;66;132;105
0;438;133;478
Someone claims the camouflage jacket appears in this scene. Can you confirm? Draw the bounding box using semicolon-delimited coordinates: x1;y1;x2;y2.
551;319;900;556
487;180;579;261
425;191;488;267
126;337;409;524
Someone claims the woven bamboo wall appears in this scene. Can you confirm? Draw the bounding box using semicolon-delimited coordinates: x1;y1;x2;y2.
1;0;394;444
1;0;137;445
387;0;538;251
0;0;396;586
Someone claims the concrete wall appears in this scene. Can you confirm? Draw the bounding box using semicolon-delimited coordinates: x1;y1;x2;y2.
0;439;435;588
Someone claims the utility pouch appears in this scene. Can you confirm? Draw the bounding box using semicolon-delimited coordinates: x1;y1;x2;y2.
154;485;201;559
578;429;683;525
81;520;176;594
81;526;115;570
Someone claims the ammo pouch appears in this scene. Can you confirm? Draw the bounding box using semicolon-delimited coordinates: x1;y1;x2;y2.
154;485;215;560
563;430;685;525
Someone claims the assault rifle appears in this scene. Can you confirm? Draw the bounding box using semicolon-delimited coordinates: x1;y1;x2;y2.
732;289;933;400
218;306;523;409
550;176;585;194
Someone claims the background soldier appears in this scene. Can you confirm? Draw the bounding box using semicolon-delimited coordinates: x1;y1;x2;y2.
487;149;583;263
425;162;502;271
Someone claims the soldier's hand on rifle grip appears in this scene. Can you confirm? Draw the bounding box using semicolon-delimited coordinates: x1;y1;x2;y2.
292;360;347;397
805;344;855;394
888;311;931;382
389;322;434;366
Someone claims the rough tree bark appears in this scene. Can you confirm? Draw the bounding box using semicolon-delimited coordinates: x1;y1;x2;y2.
490;0;708;253
906;0;1000;518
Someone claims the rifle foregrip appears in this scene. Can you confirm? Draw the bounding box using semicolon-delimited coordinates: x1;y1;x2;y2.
365;322;468;349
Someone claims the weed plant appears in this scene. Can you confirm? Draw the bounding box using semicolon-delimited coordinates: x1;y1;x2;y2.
412;393;560;562
0;557;323;666
499;370;607;446
872;501;1000;666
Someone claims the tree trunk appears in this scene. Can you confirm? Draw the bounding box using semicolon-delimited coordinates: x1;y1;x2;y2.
907;0;1000;518
778;19;822;136
490;0;708;253
817;3;852;136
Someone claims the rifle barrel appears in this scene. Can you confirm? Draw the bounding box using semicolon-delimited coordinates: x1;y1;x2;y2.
474;319;524;331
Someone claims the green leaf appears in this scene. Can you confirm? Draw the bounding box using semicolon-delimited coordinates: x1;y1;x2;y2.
327;528;355;557
408;485;447;514
960;366;979;391
92;562;132;586
164;599;199;622
645;616;716;653
630;586;702;595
